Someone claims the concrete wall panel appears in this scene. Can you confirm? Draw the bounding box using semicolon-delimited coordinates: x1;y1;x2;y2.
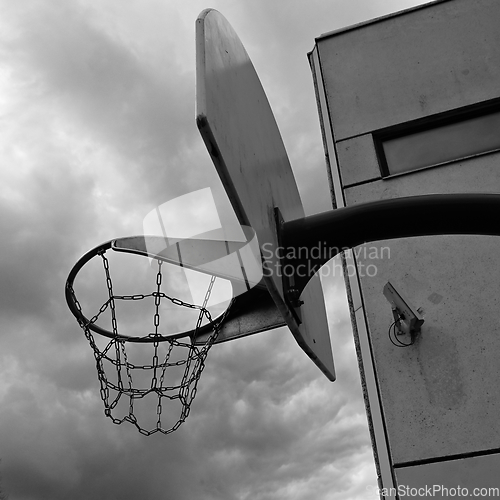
350;235;500;464
318;0;500;139
343;153;500;464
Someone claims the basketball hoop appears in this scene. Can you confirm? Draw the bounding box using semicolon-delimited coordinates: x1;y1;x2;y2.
65;239;232;435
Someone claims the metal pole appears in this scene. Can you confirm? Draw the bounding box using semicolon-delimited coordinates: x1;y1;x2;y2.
281;193;500;296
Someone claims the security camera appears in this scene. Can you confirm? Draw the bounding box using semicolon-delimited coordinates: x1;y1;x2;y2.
383;281;424;338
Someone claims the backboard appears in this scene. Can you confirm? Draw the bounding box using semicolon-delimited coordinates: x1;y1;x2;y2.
195;9;335;381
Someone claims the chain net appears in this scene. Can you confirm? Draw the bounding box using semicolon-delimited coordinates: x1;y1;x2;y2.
67;250;229;435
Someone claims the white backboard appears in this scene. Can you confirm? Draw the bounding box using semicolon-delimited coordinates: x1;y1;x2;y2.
196;9;335;380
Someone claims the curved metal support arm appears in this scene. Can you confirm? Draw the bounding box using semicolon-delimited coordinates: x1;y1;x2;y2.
281;194;500;296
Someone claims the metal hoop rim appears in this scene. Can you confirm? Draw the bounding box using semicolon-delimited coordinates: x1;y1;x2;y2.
65;238;229;343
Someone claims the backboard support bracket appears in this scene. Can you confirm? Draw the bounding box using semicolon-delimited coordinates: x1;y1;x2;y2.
274;207;304;319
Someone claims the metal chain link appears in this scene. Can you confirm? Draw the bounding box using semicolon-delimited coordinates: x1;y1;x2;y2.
68;250;231;435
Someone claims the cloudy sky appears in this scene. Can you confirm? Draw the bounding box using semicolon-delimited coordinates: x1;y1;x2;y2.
0;1;428;499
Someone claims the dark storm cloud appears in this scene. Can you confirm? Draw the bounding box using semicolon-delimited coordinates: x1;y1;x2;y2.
0;165;95;319
3;0;202;205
